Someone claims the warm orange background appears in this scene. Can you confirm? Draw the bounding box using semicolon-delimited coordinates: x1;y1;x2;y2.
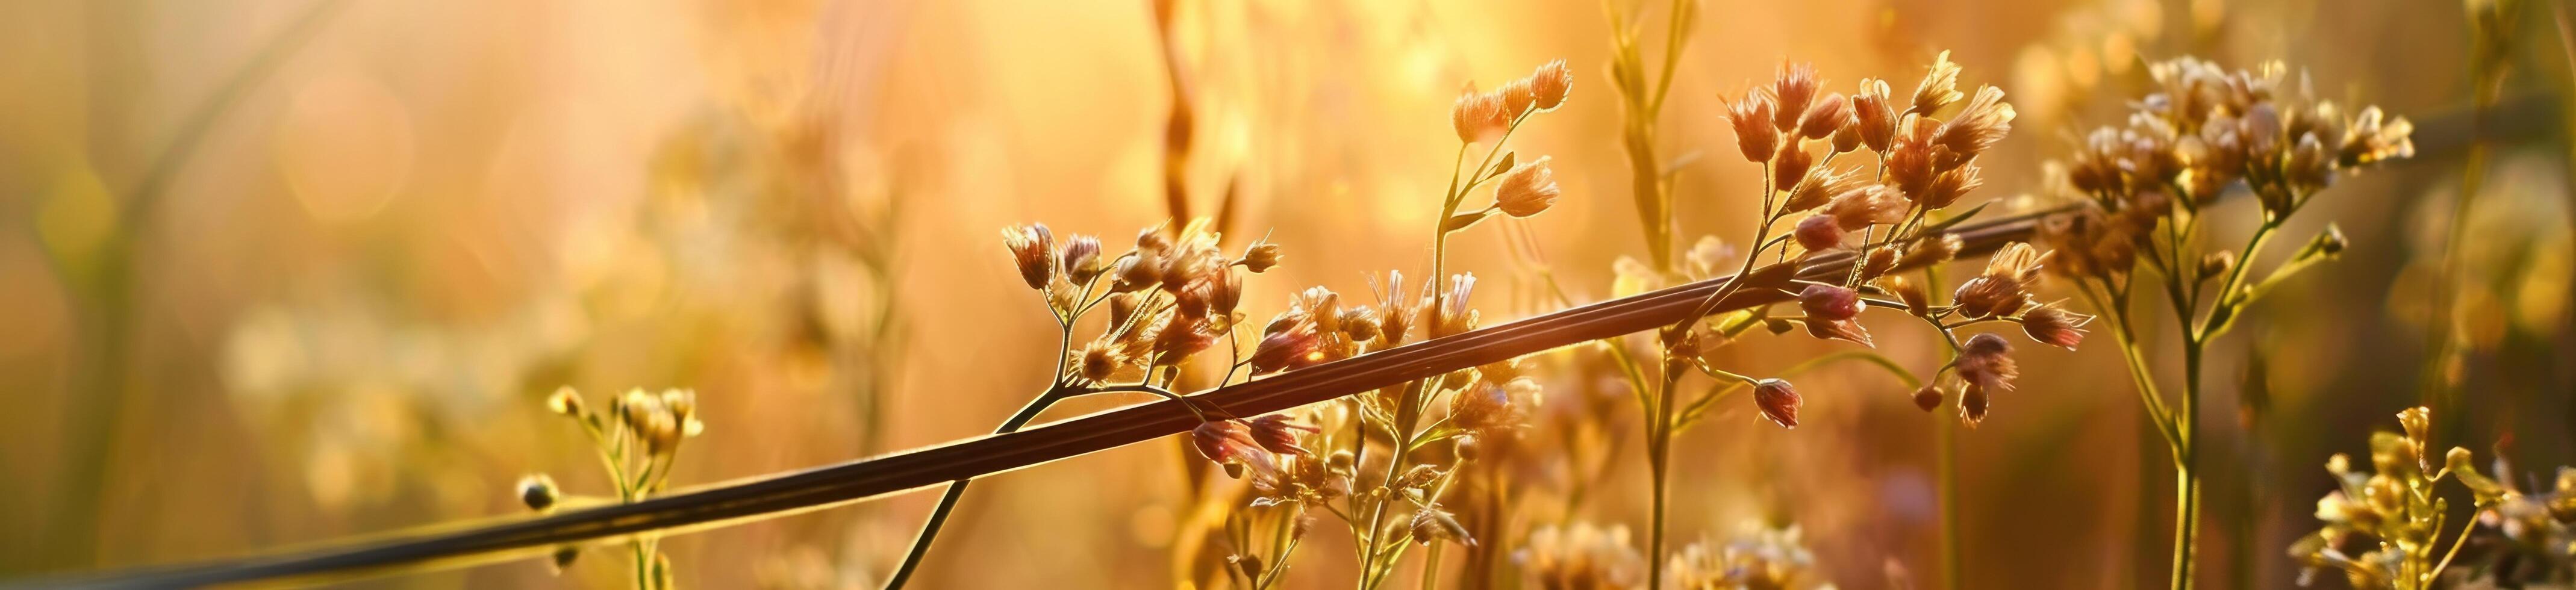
0;0;2567;588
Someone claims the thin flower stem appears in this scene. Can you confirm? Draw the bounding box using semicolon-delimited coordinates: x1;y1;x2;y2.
882;385;1068;589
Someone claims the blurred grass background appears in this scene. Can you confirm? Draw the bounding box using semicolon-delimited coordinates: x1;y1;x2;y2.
0;0;2569;587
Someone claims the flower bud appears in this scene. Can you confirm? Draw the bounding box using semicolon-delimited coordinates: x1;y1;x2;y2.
546;387;586;417
1729;92;1780;163
1247;415;1320;456
1494;157;1561;218
1797;93;1853;140
519;474;560;512
1912;385;1944;412
1529;59;1573;110
1062;235;1103;284
1772;143;1814;192
2018;304;2092;350
1794;214;1844;252
1751;379;1802;428
1797;284;1866;321
1001;224;1056;290
1239;240;1282;273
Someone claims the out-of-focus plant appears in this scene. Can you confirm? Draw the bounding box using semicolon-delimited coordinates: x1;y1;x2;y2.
522;387;708;589
2036;57;2417;589
2286;407;2507;589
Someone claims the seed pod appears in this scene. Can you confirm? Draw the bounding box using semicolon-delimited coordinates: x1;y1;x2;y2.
1912;384;1944;412
1751;379;1802;428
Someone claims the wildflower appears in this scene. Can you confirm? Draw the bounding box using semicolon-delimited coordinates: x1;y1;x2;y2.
1338;306;1380;341
1001;223;1056;290
1783;166;1862;215
1427;273;1478;338
1149;315;1217;366
1452;85;1509;144
1249;324;1324;374
1886;117;1938;196
1666;521;1835;590
1825;185;1906;231
1859;246;1900;281
1804;315;1874;347
1209;271;1243;318
1111;254;1161;293
2018;303;2092;350
545;386;585;417
1880;275;1930;315
1530;59;1573;110
1932;85;2015;167
1792;214;1842;252
1911;51;1964;115
1915;164;1983;209
1751;378;1801;428
1410;508;1474;546
1078;341;1124;382
1956;333;2016;394
1773;62;1821;131
1060;234;1103;284
1771;141;1814;193
1372;270;1416;346
1894;233;1963;269
1499;78;1537;119
1246;414;1320;456
1190;420;1269;477
519;474;560;512
1494;157;1562;217
1854;78;1898;152
1797;284;1865;321
1516;523;1646;590
1450;379;1525;433
1728;91;1780;163
1953;242;2047;317
1796;93;1853;140
1237;239;1280;273
2336;106;2414;167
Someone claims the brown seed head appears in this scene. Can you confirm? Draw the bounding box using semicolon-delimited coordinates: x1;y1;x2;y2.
1854;79;1899;154
1002;224;1056;290
1910;51;1964;116
1729;91;1780;163
1931;85;2015;167
1239;240;1282;273
1957;332;2017;393
1959;382;1990;426
1895;233;1964;269
2018;303;2092;350
1783;166;1863;213
1798;284;1867;321
1793;214;1842;252
1912;385;1944;412
1499;78;1537;119
1771;142;1814;192
1804;316;1876;347
1061;234;1103;284
1751;379;1802;428
1773;62;1820;131
1797;93;1854;140
1915;164;1983;210
1825;185;1907;231
1247;414;1321;456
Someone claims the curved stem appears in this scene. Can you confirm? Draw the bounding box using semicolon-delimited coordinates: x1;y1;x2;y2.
883;387;1066;589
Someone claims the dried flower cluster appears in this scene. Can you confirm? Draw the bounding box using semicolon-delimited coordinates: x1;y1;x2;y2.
1662;521;1838;590
523;386;706;586
1516;522;1648;590
2027;57;2416;590
1178;58;1580;590
2289;408;2507;589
